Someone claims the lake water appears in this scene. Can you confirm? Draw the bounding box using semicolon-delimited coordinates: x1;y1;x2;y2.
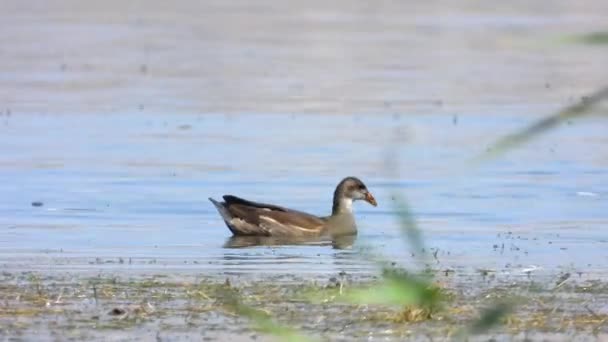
1;112;606;282
0;0;607;282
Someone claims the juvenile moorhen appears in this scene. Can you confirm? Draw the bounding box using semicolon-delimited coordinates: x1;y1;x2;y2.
209;177;377;237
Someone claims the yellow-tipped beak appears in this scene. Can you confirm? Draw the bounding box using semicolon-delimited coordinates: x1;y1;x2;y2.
365;192;378;206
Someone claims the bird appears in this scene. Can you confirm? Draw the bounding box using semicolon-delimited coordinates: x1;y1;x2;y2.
209;177;377;238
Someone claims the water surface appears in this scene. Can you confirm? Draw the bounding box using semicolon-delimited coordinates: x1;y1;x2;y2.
0;112;606;282
0;0;607;282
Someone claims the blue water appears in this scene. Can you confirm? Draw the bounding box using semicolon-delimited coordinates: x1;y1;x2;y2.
1;0;607;282
0;112;606;280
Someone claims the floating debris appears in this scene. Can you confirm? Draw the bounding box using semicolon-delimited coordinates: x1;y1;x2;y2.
520;265;541;274
109;308;126;316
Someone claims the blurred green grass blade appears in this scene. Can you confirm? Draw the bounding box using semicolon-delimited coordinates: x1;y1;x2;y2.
576;31;608;45
380;271;443;307
249;313;312;342
474;86;608;163
237;305;313;342
344;280;423;306
452;302;512;341
392;194;424;255
223;288;313;342
467;302;512;335
311;273;441;308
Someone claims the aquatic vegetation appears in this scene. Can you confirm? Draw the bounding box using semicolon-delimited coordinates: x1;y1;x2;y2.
1;272;607;340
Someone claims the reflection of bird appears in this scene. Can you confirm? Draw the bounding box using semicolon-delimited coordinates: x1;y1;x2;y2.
223;234;357;250
210;177;377;237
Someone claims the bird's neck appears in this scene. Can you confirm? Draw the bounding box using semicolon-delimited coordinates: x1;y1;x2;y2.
332;197;353;216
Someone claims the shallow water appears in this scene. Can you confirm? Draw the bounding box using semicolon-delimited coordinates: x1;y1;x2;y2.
0;112;607;281
0;1;607;281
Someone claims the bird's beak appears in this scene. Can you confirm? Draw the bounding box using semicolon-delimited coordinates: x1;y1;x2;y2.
365;192;378;207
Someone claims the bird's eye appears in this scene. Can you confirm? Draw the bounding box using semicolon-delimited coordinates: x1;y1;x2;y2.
358;185;366;190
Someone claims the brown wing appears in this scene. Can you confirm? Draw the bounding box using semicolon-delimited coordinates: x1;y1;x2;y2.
222;195;325;236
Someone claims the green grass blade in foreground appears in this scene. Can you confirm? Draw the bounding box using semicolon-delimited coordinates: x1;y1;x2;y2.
392;194;425;259
222;287;313;342
575;31;608;45
236;306;312;342
303;246;439;307
350;194;426;267
308;194;441;309
473;86;608;164
246;310;312;342
452;302;512;340
343;272;442;307
468;302;512;334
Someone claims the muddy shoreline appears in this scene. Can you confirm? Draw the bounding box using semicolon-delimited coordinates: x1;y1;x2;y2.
1;268;607;341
